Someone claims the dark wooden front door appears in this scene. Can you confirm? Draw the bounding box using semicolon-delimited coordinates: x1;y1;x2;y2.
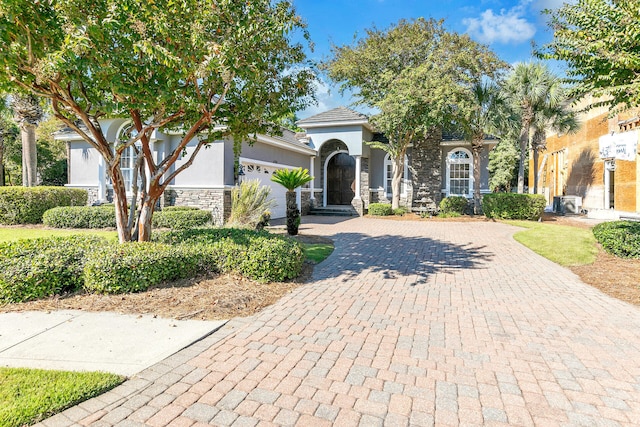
327;153;355;205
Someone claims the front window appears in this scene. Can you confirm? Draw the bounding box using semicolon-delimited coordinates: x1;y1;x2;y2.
384;154;409;197
115;122;141;193
447;149;472;197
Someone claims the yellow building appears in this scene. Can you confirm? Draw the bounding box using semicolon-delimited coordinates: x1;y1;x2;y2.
531;96;640;219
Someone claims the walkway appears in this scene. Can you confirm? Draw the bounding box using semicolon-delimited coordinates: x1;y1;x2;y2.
40;217;640;426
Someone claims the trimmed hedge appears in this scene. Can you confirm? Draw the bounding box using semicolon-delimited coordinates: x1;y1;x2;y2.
482;193;546;220
154;228;304;282
0;235;106;303
161;206;200;211
43;205;211;230
43;205;116;229
368;203;392;216
0;187;87;224
83;243;205;294
153;209;212;229
593;221;640;258
439;196;469;215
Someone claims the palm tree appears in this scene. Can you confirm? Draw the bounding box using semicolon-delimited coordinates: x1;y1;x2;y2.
530;98;579;194
11;94;43;187
503;62;562;193
457;82;507;213
271;168;313;236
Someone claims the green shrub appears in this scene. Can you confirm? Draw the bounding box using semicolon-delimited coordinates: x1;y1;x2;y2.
161;206;200;211
153;228;304;282
393;207;407;216
368;203;392;216
0;187;87;225
228;179;274;228
593;221;640;258
153;209;212;229
439;196;469;215
83;243;205;294
43;205;116;229
0;235;106;303
482;193;546;220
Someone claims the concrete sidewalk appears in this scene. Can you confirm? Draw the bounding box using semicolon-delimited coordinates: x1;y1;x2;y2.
0;310;226;376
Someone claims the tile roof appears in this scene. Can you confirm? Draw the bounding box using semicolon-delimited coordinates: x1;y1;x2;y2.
297;106;368;126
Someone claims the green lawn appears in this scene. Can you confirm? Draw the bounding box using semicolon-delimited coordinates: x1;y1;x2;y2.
302;243;334;264
507;220;598;266
0;227;117;242
0;367;123;427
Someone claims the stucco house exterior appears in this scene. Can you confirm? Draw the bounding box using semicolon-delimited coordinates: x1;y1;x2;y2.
531;96;640;219
58;107;497;223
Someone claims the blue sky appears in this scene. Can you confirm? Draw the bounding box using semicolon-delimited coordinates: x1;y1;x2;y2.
291;0;568;117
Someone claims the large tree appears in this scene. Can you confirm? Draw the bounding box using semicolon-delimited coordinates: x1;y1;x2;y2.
324;18;504;210
502;62;564;194
0;0;315;242
453;82;508;213
10;94;42;187
540;0;640;112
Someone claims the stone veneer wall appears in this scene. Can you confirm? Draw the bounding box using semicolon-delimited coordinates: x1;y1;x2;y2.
301;190;311;215
369;188;412;208
360;157;370;209
411;129;442;212
163;187;232;226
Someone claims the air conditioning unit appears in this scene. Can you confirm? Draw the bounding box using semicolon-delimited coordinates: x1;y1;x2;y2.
553;196;582;214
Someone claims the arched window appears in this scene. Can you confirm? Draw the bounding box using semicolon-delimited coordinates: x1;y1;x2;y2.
446;148;473;197
115;122;141;193
384;153;409;197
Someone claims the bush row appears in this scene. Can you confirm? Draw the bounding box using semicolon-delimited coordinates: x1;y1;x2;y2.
0;229;304;302
0;187;87;225
42;205;211;229
439;196;469;215
482;193;546;220
368;203;393;216
592;221;640;258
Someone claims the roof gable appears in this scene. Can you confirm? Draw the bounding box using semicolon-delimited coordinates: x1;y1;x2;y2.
297;106;369;127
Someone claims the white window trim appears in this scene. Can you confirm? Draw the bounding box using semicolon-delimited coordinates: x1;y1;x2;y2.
446;148;473;198
384;153;409;198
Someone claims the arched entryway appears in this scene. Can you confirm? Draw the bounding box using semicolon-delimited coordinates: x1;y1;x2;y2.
326;152;355;205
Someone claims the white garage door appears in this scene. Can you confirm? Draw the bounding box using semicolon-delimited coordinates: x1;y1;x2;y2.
240;160;289;219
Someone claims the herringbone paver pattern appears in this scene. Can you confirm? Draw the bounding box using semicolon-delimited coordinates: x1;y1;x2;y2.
41;218;640;426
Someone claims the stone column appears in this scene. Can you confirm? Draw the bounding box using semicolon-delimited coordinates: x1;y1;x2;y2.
411;129;442;212
354;155;362;199
309;156;316;203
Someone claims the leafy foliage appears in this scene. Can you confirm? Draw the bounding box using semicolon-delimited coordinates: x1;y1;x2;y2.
0;235;105;303
228;179;275;228
153;209;212;229
83;243;204;294
488;135;520;192
154;228;304;282
43;205;116;229
0;0;315;242
540;0;640;112
593;221;640;258
270;168;313;191
0;186;87;224
368;203;393;216
0;367;123;427
325;18;505;209
502;62;568;194
439;196;469;215
482;193;546;220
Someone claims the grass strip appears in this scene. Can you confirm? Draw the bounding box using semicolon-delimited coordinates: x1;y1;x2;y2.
0;228;117;242
507;220;598;266
0;367;123;427
303;243;334;264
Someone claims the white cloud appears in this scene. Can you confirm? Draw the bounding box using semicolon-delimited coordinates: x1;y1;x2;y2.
463;6;537;45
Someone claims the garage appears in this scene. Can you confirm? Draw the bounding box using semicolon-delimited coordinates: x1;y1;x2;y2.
240;159;299;219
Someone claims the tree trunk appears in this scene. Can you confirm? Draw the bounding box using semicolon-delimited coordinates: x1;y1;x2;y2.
391;155;403;210
21;123;37;186
111;168;133;243
0;141;4;186
137;198;157;242
285;190;299;236
472;144;482;214
517;125;528;194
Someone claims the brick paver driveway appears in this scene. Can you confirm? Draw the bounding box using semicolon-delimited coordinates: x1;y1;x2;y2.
45;217;640;426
